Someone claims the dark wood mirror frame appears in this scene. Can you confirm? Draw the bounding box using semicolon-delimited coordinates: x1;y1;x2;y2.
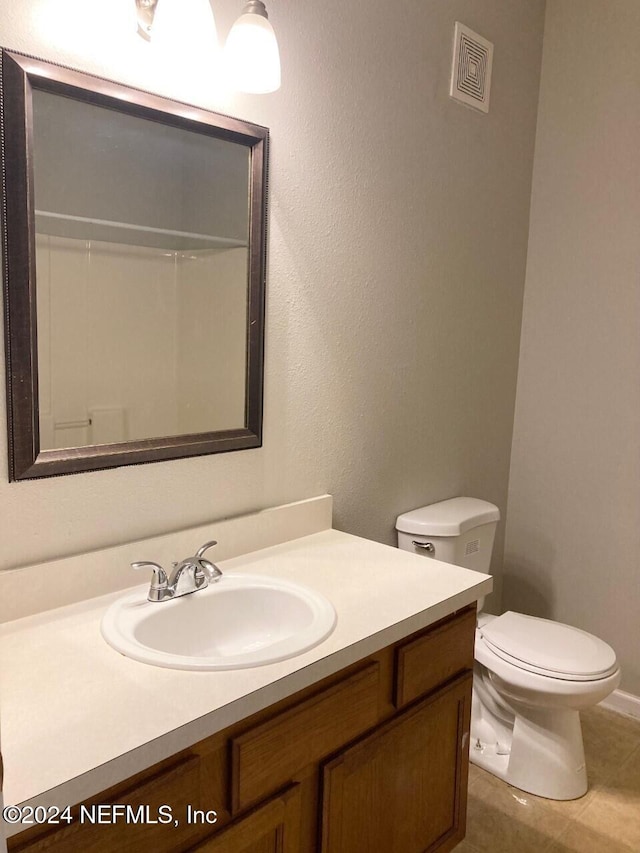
1;49;268;481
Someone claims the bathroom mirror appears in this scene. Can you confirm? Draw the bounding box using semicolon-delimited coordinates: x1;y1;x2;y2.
1;50;268;480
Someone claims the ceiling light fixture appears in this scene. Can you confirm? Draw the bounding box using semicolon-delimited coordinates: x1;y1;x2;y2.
134;0;281;94
224;1;281;94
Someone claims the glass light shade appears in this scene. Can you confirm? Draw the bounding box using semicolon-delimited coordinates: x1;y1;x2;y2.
151;0;218;54
225;11;281;94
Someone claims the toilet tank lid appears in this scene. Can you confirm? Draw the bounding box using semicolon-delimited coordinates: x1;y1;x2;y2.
396;497;500;536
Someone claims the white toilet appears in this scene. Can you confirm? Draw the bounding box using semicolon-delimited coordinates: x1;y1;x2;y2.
396;497;620;800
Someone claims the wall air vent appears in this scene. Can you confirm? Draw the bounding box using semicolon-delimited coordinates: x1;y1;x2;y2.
450;22;494;114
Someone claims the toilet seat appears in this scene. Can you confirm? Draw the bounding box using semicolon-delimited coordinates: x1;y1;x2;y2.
479;611;618;682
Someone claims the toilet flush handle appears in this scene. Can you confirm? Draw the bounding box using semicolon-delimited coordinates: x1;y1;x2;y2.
412;541;435;553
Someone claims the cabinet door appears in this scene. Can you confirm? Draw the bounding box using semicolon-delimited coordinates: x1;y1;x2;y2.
8;756;201;853
189;785;301;853
320;673;471;853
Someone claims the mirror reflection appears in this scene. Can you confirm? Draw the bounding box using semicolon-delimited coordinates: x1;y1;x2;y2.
1;49;267;480
32;90;251;450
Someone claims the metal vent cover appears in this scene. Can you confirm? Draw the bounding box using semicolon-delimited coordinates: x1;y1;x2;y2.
465;539;480;556
450;22;494;114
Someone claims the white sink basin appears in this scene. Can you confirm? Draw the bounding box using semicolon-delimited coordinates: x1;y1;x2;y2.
101;573;337;670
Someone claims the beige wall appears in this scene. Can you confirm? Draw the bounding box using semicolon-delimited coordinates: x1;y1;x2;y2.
505;0;640;693
0;1;545;616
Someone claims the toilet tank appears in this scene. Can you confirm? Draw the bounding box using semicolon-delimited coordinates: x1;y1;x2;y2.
396;497;500;573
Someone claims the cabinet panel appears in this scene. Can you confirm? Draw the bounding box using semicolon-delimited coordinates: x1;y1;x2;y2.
9;756;200;853
188;785;301;853
320;673;471;853
395;607;475;708
232;662;380;812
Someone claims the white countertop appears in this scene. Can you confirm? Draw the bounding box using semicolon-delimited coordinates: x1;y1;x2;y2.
0;528;491;831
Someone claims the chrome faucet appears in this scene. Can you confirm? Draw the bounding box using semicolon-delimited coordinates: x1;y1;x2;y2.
132;540;222;602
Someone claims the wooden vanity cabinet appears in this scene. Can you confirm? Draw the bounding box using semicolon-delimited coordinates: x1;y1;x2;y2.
8;606;475;853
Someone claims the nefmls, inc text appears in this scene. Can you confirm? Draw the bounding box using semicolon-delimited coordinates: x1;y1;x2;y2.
78;804;218;825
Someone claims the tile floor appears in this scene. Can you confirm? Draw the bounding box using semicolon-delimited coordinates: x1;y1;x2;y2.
457;706;640;853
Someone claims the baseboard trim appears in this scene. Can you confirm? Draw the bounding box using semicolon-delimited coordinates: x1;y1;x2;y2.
600;689;640;720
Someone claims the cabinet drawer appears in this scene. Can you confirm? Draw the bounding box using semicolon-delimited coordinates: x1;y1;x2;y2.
231;662;380;812
188;784;301;853
9;755;200;853
394;606;475;708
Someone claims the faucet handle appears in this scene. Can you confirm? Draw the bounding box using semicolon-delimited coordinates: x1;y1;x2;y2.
197;557;223;583
192;541;222;584
131;560;168;582
196;540;218;559
131;561;169;601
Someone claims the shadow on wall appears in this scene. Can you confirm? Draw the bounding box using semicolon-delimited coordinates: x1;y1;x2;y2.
502;536;557;620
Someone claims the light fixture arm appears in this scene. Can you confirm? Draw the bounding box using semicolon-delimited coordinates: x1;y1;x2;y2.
135;0;160;41
241;0;270;18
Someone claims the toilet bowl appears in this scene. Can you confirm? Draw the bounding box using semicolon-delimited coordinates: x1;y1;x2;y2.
472;611;620;799
396;497;621;800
